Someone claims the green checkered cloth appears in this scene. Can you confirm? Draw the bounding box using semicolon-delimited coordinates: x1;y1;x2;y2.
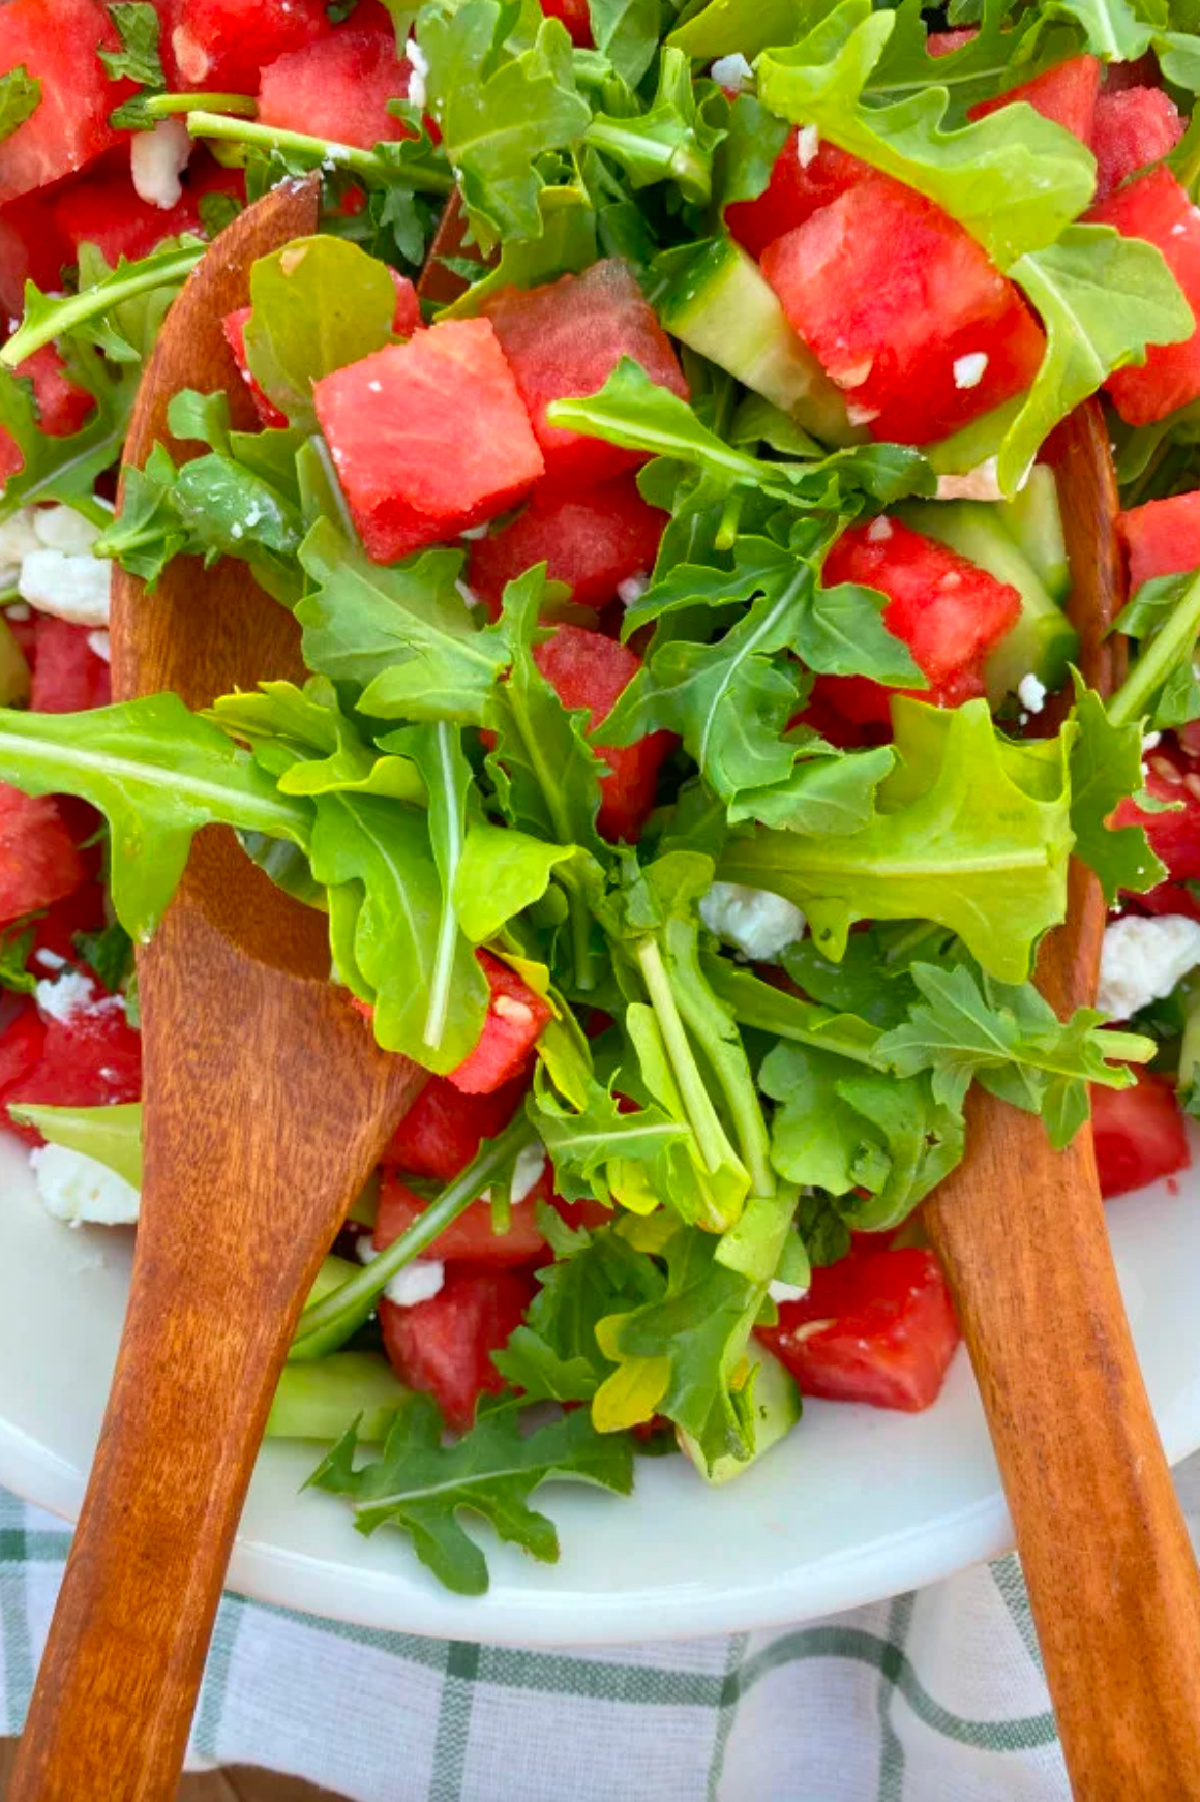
4;1460;1199;1800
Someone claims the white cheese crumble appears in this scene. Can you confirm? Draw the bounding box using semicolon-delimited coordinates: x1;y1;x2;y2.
617;572;650;606
459;523;489;541
1144;730;1162;751
4;603;30;622
768;1279;809;1304
511;1141;547;1204
837;356;873;389
34;970;106;1025
18;549;112;627
846;403;880;426
952;352;988;390
30;1145;140;1228
0;508;41;585
32;505;100;553
87;629;111;664
1097;913;1200;1020
33;948;65;971
406;37;430;110
454;578;480;609
131;119;192;209
699;882;806;963
711;52;754;91
386;1260;445;1308
796;123;820;167
936;457;1004;503
866;517;893;543
1017;672;1047;714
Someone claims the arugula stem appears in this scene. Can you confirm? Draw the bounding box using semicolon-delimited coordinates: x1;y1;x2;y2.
423;723;463;1052
186;113;455;195
1109;567;1200;727
503;678;596;990
290;1113;538;1361
146;91;258;118
582;121;710;203
635;935;734;1176
1;248;204;368
715;491;743;552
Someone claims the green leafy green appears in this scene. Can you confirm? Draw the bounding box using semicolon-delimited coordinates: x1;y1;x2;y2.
309;1393;633;1595
8;1103;142;1187
0;924;36;995
585;49;724;204
666;0;807;58
1069;680;1165;901
589;0;662;86
74;922;136;996
1110;568;1200;730
99;3;165;86
0;66;41;144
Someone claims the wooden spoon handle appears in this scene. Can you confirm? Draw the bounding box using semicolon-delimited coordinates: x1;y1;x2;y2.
926;403;1200;1800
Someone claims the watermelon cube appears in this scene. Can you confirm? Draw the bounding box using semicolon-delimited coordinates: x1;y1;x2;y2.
389;269;421;337
1092;168;1200;425
0;0;131;207
3;972;141;1143
482;260;689;493
1113;745;1200;882
1091;88;1183;203
52;155;245;266
0;784;86;926
811;517;1022;725
1118;490;1200;589
926;28;977;54
162;0;330;94
0;348;96;491
375;1169;550;1267
1090;1070;1191;1198
380;1265;536;1431
760;176;1046;446
222;307;289;429
29;879;108;967
382;1070;530;1179
258;24;414;151
970;54;1101;143
468;475;667;618
448;951;552;1095
0;1002;47;1129
540;0;592;46
0;195;71;325
725;131;870;261
28;618;112;715
532;623;674;841
312;318;544;564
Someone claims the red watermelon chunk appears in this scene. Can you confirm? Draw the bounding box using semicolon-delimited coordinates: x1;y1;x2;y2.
1130;879;1200;924
541;0;592;46
811;517;1022;726
52;154;244;266
970;54;1101;143
0;0;131;207
1118;490;1200;589
222;307;288;429
258;24;413;151
1091;87;1183;203
28;618;112;715
0;784;86;926
382;1071;530;1180
389;269;421;337
3;972;141;1143
468;475;666;618
725;131;870;261
0;1002;46;1121
756;1245;961;1411
0;347;96;491
313;318;544;564
380;1265;536;1431
1091;168;1200;425
28;879;108;967
532;623;674;841
162;0;330;93
1113;746;1200;882
375;1168;551;1267
0;195;71;326
760;176;1046;446
1090;1070;1190;1199
482;260;688;493
448;951;553;1096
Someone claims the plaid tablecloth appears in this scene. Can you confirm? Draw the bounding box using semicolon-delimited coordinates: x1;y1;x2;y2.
4;1457;1200;1801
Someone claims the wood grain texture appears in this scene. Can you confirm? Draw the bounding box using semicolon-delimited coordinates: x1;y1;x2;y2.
7;185;424;1802
925;400;1200;1801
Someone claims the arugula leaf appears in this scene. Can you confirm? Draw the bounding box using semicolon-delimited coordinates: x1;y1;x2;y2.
588;0;662;86
7;1102;143;1186
170;452;305;604
0;924;35;995
0;351;129;527
756;0;1096;270
867;0;1072;121
211;678;425;804
297;519;509;721
417;0;591;251
0;697;312;941
533;1071;690;1206
585;49;725;205
243;237;399;431
729;743;897;835
1043;0;1151;58
1110;567;1200;730
666;0;808;58
452;823;579;942
999;227;1193;495
0;66;41;144
74;922;136;995
2;244;202;369
99;4;165;86
718;698;1075;982
437;184;598;319
1069;680;1164;901
308;1394;633;1595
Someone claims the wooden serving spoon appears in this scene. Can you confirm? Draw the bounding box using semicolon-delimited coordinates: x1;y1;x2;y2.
8;179;424;1802
925;404;1200;1800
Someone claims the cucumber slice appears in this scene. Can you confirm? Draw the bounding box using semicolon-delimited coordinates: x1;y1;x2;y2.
678;1346;802;1485
0;615;29;707
999;464;1071;603
654;237;862;448
900;499;1078;704
267;1352;407;1444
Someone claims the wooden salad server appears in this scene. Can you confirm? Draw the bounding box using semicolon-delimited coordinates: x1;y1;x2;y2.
925;404;1200;1800
9;181;424;1802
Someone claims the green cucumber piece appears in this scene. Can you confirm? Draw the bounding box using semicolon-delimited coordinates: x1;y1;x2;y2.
0;616;30;707
678;1346;802;1485
305;1253;362;1309
266;1352;407;1443
900;498;1078;704
999;464;1071;603
654;237;862;448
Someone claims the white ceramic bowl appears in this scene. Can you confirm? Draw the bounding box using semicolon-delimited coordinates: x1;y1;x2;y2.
1;1129;1199;1645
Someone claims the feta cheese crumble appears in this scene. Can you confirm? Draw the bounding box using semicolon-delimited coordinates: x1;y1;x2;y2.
796;124;819;167
87;629;112;663
699;882;806;963
936;457;1004;503
0;508;40;585
866;517;893;543
130;119;192;210
406;37;430;110
617;572;650;606
768;1279;810;1304
510;1141;547;1204
1097;913;1200;1021
711;52;754;91
1017;672;1047;714
33;505;101;553
34;970;106;1025
952;352;988;390
30;1145;140;1228
18;549;112;627
357;1235;447;1307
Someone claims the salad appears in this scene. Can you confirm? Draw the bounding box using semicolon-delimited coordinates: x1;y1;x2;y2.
1;0;1200;1598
